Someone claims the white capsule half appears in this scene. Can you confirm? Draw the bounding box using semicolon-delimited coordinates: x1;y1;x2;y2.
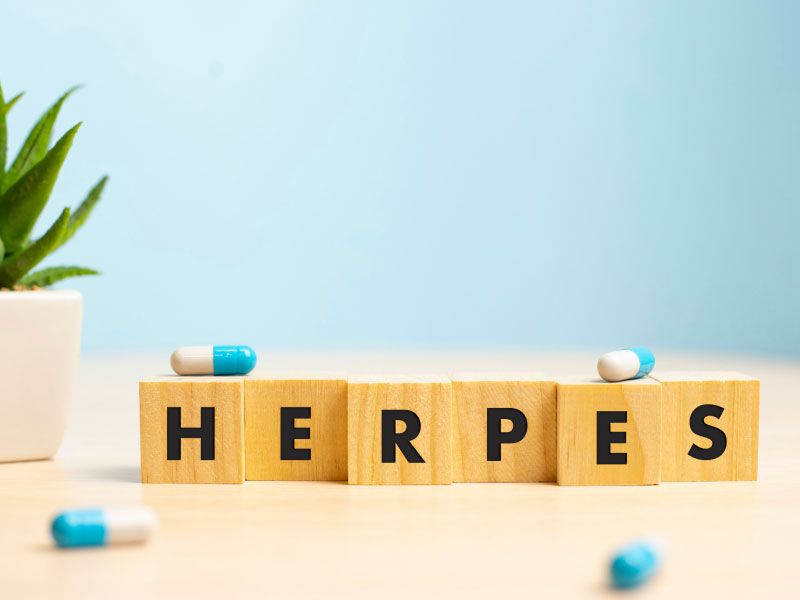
597;347;655;382
170;346;214;375
104;508;158;544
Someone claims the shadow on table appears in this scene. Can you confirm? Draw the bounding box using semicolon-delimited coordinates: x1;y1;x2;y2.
71;465;141;483
32;542;148;554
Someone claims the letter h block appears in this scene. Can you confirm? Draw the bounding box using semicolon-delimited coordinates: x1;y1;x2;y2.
139;377;244;483
652;372;759;481
556;378;661;485
348;376;452;484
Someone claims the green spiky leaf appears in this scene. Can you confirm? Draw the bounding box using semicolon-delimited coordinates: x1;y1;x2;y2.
0;208;70;288
3;92;23;114
0;85;20;190
0;123;80;253
4;86;79;191
0;82;7;192
59;175;107;249
19;265;98;287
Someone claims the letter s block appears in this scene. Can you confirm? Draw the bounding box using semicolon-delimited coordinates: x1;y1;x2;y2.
348;376;452;485
139;377;244;483
451;374;556;482
244;374;348;481
556;378;661;486
652;372;759;481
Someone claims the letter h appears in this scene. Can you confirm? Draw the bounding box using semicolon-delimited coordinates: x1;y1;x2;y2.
167;407;215;460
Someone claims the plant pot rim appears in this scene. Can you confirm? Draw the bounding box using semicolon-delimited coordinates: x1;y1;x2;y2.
0;289;82;301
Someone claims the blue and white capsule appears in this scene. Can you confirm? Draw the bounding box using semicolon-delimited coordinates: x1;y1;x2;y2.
597;347;655;382
609;539;663;588
170;345;257;376
51;507;158;548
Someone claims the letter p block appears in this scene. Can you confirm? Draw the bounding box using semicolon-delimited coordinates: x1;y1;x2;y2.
140;377;244;483
348;376;452;484
451;374;557;482
556;378;661;485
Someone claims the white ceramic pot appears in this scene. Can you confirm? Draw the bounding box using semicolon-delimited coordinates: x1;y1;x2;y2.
0;290;82;462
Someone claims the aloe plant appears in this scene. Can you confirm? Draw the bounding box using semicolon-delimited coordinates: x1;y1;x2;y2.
0;82;106;289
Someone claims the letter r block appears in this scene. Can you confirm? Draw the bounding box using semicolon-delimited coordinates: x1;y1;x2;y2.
451;374;557;482
556;378;661;485
139;377;244;483
652;372;759;481
348;376;452;485
244;374;348;481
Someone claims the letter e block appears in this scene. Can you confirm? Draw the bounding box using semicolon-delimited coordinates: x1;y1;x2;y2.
557;378;661;485
348;376;452;485
451;373;556;482
244;374;348;481
139;377;244;483
653;372;759;481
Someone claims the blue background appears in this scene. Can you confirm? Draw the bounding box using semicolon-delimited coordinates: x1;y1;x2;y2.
2;2;798;355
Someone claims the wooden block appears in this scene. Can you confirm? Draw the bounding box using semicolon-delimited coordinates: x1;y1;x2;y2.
348;376;452;485
451;373;557;482
652;372;759;481
557;378;661;486
245;373;348;481
139;377;244;483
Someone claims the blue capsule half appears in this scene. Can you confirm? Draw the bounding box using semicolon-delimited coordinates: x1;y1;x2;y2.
610;541;661;588
213;345;257;375
629;347;655;378
52;509;107;547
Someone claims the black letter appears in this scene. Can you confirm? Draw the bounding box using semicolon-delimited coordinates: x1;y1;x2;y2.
486;408;528;461
167;407;215;460
381;410;424;463
688;404;727;460
597;411;627;465
281;407;311;460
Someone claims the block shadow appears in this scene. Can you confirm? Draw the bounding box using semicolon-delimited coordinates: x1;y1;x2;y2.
72;465;141;483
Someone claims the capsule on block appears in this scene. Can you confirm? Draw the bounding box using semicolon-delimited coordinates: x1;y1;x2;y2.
51;507;157;548
171;345;257;376
597;347;655;382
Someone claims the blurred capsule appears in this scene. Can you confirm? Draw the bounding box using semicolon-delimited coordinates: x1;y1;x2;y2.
51;507;157;548
610;539;662;588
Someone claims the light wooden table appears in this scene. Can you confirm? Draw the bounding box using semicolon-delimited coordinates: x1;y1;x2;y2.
1;351;798;599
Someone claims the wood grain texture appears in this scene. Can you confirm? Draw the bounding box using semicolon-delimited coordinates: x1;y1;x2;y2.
139;377;244;483
348;376;452;485
451;373;556;482
245;374;348;481
557;378;661;486
653;371;759;481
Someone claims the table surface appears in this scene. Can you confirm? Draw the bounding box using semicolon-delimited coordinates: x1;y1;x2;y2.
1;350;798;599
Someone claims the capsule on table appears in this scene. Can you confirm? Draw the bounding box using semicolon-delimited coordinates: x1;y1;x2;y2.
597;347;655;382
170;345;257;376
609;540;662;588
51;507;158;548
